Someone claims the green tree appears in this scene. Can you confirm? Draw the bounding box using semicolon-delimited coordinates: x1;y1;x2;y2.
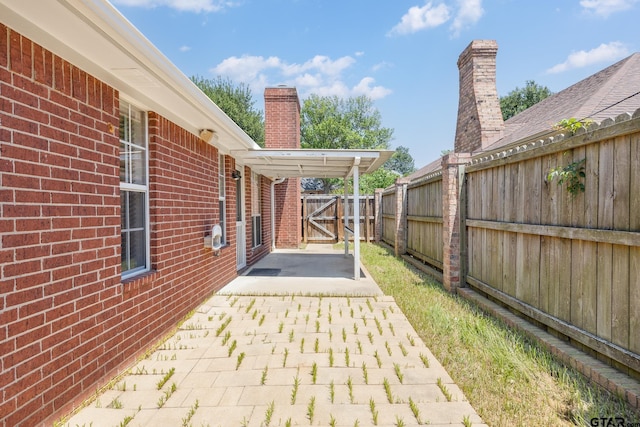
499;80;553;121
384;145;415;176
358;168;400;194
301;94;394;192
192;76;265;146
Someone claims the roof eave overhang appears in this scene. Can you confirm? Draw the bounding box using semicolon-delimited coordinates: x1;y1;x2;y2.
0;0;259;154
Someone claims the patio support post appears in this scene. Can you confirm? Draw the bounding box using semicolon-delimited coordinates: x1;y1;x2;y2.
374;188;383;242
353;158;360;280
344;174;349;256
393;179;408;257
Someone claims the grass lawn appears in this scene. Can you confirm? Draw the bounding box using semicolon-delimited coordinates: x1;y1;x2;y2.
360;243;640;426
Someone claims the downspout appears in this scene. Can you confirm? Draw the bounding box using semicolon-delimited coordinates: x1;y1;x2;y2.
270;177;286;251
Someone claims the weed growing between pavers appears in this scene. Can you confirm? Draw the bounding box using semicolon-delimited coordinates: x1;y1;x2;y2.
369;397;379;425
374;350;382;368
398;341;408;356
394;363;404;384
437;377;452;402
181;399;199;426
306;396;316;424
419;352;430;368
157;383;176;408
362;362;369;384
62;294;483;427
263;401;275;426
409;397;423;425
156;367;174;390
291;374;301;404
346;376;355;403
236;352;245;370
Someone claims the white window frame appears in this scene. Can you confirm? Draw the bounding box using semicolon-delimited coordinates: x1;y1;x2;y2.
218;153;226;245
120;99;150;280
251;171;262;248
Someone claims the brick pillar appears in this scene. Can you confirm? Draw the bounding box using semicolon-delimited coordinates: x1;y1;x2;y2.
441;153;471;292
394;179;409;257
264;86;301;248
454;40;504;153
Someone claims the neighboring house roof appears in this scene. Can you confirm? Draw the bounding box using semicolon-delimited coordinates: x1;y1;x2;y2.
406;52;640;183
404;158;442;182
486;52;640;151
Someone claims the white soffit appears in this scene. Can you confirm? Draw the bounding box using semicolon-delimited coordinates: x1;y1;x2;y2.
232;149;395;179
0;0;259;154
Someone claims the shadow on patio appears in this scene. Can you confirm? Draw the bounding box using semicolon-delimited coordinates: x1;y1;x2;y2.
219;244;382;297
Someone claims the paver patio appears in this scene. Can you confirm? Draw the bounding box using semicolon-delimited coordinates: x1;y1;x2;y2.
63;248;486;427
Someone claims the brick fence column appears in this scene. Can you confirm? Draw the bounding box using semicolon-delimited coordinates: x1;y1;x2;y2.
441;153;471;292
394;179;409;257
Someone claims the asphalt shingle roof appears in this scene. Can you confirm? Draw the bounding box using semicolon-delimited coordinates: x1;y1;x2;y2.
407;52;640;182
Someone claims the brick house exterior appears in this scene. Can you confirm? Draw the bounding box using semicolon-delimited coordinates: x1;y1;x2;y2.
0;6;291;425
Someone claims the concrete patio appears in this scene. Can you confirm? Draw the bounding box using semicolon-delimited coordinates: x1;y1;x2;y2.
63;246;485;426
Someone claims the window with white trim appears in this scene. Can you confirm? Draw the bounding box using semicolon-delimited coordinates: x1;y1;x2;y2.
218;153;226;245
119;101;149;278
251;171;262;247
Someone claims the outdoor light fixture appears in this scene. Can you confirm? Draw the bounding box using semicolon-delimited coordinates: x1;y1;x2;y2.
231;170;242;180
199;129;216;143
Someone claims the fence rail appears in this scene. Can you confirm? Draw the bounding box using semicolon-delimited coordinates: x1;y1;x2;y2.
376;114;640;381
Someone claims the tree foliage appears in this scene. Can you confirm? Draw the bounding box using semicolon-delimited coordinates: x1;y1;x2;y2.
499;80;553;121
301;94;393;150
384;145;415;176
192;76;265;146
301;94;395;193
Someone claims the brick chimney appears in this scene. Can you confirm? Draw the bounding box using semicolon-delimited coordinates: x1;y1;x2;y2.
454;40;504;153
264;86;301;249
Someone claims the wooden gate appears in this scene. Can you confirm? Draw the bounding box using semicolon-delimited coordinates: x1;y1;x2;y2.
301;194;375;243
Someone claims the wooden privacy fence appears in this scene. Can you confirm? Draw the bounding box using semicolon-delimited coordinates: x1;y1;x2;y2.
301;194;375;243
406;175;444;269
381;189;396;247
378;113;640;380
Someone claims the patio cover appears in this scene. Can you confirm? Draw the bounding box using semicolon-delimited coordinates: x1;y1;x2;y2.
233;148;395;280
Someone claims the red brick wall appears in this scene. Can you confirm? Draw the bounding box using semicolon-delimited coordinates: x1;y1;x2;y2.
0;24;259;426
264;87;301;248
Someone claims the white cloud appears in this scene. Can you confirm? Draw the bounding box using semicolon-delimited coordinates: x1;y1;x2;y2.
546;42;630;74
211;54;392;100
388;0;484;37
112;0;237;13
352;77;393;100
179;45;191;52
387;2;451;36
580;0;638;17
450;0;484;37
372;61;393;72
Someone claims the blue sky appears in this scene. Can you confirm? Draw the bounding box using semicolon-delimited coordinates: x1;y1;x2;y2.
111;0;639;169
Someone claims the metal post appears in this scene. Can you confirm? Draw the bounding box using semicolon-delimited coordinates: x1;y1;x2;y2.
353;159;360;281
344;173;349;256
